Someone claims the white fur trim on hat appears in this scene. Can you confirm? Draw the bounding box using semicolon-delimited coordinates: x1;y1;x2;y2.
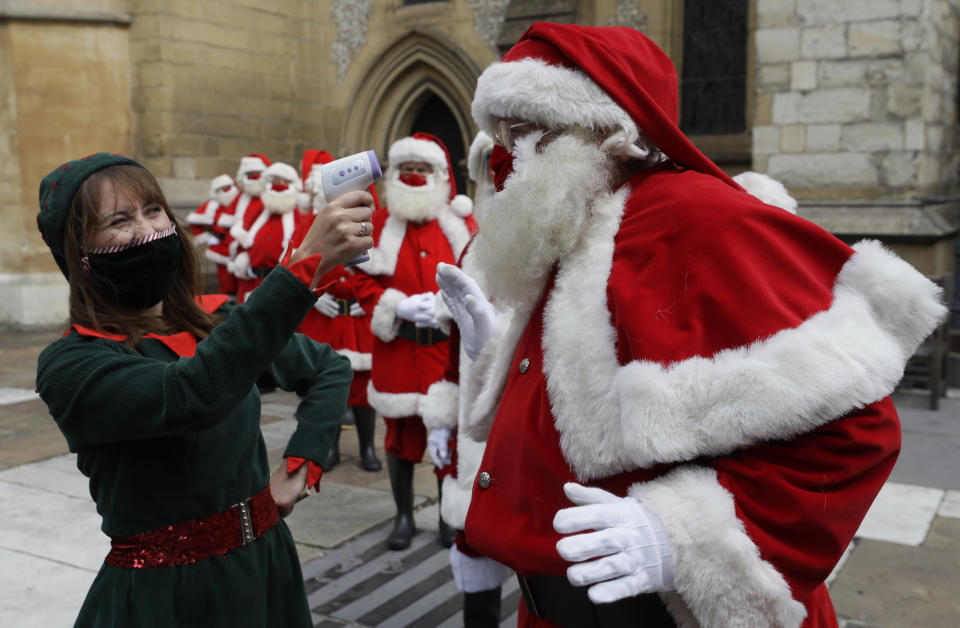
264;162;303;191
388;137;448;174
632;467;807;627
449;194;473;218
238;156;267;176
209;174;234;195
733;172;798;214
472;58;640;158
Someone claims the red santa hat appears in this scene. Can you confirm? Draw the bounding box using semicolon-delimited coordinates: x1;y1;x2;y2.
237;153;271;178
263;162;302;190
471;23;739;189
388;132;472;217
208;173;235;196
298;149;335;210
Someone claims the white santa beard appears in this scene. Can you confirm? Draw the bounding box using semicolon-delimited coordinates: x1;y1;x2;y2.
384;179;451;222
472;131;614;307
215;189;239;207
242;178;264;197
261;188;298;214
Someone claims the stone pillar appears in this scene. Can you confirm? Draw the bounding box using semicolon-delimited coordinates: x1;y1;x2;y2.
0;2;133;327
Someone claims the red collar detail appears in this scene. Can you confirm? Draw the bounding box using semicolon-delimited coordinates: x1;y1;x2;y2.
67;294;230;358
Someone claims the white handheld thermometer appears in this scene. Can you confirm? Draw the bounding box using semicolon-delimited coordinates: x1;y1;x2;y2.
314;150;382;265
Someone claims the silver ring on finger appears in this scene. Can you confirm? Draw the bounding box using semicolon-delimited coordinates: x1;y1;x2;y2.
357;222;367;238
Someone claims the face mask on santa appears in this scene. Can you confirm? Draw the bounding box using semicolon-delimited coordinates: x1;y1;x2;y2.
393;169;436;191
240;170;265;197
261;177;299;214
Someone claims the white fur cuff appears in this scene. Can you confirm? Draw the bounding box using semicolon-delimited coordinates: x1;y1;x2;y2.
631;467;806;628
421;380;459;430
370;288;406;342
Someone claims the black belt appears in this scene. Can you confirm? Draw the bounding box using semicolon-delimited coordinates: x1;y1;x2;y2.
396;321;448;346
252;266;272;278
335;298;355;316
517;574;675;628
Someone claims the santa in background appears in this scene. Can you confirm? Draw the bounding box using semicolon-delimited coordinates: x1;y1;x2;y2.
187;174;239;248
421;131;510;627
205;154;270;296
296;148;383;474
352;132;475;551
230;161;307;302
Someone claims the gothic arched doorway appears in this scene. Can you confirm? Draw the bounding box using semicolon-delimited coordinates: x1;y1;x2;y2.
340;30;481;195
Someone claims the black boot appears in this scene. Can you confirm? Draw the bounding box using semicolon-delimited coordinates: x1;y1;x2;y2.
323;423;341;471
386;453;416;550
353;406;382;472
462;587;502;628
437;476;457;548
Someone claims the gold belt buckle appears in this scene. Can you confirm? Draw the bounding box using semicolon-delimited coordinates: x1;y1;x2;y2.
336;298;350;316
415;326;432;345
237;499;255;545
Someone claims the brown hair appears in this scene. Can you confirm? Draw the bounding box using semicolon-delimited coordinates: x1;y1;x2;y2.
63;165;223;347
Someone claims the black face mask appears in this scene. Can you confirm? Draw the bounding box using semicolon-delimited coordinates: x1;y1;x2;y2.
84;227;181;309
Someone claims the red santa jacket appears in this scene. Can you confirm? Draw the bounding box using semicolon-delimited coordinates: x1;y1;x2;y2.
298;265;374;407
461;166;944;628
353;205;476;418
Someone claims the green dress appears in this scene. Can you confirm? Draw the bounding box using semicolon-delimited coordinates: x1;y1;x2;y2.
36;266;351;627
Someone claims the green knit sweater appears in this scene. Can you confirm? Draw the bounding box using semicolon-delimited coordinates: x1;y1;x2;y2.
36;265;351;627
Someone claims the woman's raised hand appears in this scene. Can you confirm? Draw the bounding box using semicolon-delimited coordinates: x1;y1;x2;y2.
291;189;374;274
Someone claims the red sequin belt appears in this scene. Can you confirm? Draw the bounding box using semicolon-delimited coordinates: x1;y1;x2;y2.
105;485;279;568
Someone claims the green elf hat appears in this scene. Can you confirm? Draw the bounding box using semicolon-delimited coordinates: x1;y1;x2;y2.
37;152;146;278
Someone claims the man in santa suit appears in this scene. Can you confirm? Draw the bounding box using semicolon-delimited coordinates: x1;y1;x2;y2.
187;174;239;250
436;23;946;628
297;149;382;473
353;133;476;551
204;153;270;300
230;161;308;302
422;131;509;627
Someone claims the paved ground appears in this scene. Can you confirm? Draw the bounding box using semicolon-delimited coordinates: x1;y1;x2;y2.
1;327;959;627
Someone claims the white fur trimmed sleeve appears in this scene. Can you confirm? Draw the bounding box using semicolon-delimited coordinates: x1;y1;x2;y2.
630;467;807;628
421;380;459;430
370;288;406;342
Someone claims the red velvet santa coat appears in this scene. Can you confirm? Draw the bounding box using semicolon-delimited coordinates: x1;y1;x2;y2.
354;205;476;418
298;266;374;407
228;196;273;302
461;166;944;628
187;199;221;238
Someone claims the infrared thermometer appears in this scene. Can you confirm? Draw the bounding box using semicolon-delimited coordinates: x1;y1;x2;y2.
314;150;382;265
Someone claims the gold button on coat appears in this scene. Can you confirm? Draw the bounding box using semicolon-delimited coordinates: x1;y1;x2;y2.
478;471;491;489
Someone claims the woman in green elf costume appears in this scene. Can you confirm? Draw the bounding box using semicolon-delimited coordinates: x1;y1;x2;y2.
35;153;374;627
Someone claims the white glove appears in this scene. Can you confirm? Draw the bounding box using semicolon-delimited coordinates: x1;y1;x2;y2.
436;263;496;361
349;301;365;317
554;482;674;604
449;544;509;593
314;293;341;318
396;292;438;328
427;427;452;468
228;251;255;279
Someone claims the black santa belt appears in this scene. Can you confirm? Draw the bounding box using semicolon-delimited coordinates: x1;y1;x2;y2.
396;321;448;346
517;573;676;628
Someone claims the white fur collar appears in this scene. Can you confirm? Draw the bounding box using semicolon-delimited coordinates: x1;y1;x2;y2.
357;206;471;276
540;193;945;481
